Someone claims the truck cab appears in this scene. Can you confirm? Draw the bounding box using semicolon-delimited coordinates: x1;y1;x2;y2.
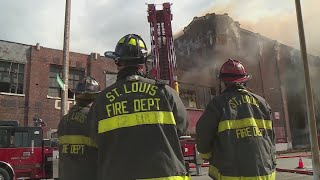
0;121;53;180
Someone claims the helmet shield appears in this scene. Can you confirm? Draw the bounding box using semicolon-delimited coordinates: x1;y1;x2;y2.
72;76;101;94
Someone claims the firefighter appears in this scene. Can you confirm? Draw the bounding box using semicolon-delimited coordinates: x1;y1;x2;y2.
196;59;276;180
88;34;190;180
33;115;46;127
58;76;100;180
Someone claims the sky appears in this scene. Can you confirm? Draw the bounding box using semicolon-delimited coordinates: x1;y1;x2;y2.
0;0;318;56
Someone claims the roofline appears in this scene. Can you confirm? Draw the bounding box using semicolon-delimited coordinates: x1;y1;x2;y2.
0;39;102;56
37;46;92;56
0;39;32;47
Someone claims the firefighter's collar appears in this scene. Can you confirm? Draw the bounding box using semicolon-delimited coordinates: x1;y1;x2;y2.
126;75;140;81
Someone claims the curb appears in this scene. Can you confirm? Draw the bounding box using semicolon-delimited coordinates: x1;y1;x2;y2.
276;168;313;175
189;163;209;168
276;149;310;155
277;154;311;159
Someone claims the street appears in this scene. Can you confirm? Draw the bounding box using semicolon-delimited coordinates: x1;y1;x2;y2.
189;167;313;180
52;151;314;179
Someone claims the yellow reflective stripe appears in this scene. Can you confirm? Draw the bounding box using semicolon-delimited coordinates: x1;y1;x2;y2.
98;111;175;134
118;37;125;44
138;176;191;180
209;165;276;180
138;39;145;48
200;152;212;160
128;38;137;46
218;118;272;133
238;89;249;93
58;135;97;148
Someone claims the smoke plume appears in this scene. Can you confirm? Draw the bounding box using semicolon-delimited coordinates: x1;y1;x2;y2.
197;0;320;56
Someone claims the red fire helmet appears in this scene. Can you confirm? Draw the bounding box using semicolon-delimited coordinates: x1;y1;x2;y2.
218;58;252;83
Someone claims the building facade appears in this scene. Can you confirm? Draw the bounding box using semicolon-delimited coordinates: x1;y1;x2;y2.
174;13;320;150
0;40;117;133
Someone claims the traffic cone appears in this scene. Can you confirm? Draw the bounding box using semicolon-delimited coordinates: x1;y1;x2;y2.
296;156;305;169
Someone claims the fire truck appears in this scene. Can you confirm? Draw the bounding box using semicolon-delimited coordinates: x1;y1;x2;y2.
0;120;53;180
147;3;204;173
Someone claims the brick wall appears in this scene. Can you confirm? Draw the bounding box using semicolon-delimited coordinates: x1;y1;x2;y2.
0;41;30;125
0;40;117;131
0;95;25;125
25;46;117;130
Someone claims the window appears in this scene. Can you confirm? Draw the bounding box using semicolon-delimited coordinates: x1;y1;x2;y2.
48;65;85;98
0;130;9;148
216;34;227;45
179;89;197;108
0;60;25;94
210;87;216;99
51;131;58;138
14;131;29;147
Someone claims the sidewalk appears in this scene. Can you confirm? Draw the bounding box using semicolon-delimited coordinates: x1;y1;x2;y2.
276;152;313;175
189;151;315;176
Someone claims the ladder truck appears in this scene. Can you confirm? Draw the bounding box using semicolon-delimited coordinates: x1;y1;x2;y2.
147;3;204;173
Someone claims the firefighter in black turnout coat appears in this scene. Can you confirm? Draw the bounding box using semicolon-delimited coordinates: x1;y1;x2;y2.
196;59;276;180
88;34;190;180
58;77;100;180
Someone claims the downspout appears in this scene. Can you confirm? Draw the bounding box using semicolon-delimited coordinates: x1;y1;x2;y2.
257;36;266;98
24;46;34;126
274;41;293;149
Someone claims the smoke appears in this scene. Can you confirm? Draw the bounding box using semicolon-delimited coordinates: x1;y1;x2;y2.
196;0;320;56
174;1;320;139
174;0;320;86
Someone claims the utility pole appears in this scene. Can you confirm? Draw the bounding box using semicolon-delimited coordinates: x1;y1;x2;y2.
61;0;71;118
295;0;320;179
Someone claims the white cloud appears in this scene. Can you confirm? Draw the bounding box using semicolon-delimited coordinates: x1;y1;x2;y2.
0;0;212;55
203;0;320;55
1;0;318;56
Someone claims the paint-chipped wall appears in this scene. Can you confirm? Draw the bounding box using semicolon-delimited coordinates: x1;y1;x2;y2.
0;41;30;125
0;41;30;63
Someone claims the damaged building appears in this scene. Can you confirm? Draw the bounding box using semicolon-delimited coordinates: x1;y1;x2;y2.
174;13;320;150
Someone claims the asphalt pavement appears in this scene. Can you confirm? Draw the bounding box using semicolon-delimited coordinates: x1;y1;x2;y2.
189;167;313;180
52;150;314;179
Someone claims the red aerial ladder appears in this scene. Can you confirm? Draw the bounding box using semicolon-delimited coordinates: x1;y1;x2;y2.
147;3;177;89
147;3;204;173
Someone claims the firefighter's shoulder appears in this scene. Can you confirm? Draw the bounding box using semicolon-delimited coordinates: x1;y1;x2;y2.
127;75;169;86
155;79;169;86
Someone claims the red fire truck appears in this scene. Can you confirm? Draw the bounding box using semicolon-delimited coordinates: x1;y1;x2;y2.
147;3;204;173
0;120;53;180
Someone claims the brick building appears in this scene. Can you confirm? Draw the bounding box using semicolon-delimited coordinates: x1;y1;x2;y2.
174;13;320;150
0;40;117;134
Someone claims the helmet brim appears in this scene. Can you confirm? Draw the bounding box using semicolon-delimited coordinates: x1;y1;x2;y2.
104;51;119;60
219;74;252;83
104;51;145;65
70;89;101;94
